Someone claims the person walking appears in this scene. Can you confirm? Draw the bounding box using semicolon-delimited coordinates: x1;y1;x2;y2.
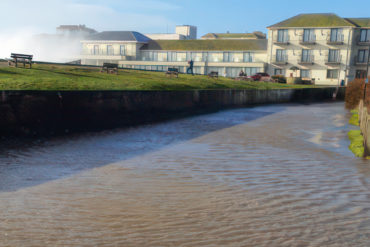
187;60;194;75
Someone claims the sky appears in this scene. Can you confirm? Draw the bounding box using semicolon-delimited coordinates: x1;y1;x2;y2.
1;0;370;36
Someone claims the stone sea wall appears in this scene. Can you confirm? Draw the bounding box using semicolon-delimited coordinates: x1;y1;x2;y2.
0;88;345;137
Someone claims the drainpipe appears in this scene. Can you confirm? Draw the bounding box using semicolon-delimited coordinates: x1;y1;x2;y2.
344;28;352;86
269;29;274;75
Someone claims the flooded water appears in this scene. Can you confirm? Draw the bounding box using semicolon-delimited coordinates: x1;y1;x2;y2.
1;102;370;246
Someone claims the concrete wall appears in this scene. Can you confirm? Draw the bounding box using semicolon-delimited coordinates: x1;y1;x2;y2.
0;88;345;137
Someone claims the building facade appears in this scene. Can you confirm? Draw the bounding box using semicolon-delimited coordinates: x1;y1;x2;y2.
267;14;370;85
81;32;267;78
80;14;370;84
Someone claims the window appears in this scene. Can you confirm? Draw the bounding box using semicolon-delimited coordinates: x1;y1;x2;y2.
356;70;367;79
360;29;370;42
209;52;223;62
330;28;343;42
327;69;339;79
328;49;340;62
120;45;126;56
107;45;114;55
158;52;167;62
274;69;284;76
358;50;369;63
244;67;260;76
301;70;310;78
93;45;99;55
303;29;315;42
176;52;186;62
277;29;289;42
301;49;312;62
223;52;235;62
167;52;177;62
226;67;245;78
243;52;253;62
276;49;287;62
202;52;208;62
141;51;154;61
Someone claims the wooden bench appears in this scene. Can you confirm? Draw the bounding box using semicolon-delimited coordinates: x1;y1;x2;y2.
166;68;179;78
208;71;219;79
101;63;119;74
9;53;33;68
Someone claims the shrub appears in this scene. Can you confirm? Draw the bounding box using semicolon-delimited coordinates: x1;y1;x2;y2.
345;79;365;110
271;75;287;84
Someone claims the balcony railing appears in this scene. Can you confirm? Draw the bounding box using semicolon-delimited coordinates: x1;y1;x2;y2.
325;55;342;65
354;55;369;66
298;55;315;65
357;37;370;46
272;55;288;65
327;34;344;45
299;35;316;45
273;36;290;45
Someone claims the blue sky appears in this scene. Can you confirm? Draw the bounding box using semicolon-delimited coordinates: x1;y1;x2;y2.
1;0;370;36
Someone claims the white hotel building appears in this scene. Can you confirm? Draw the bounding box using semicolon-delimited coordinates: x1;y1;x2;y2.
80;14;370;85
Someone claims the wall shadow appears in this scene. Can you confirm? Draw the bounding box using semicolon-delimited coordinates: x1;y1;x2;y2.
0;105;282;192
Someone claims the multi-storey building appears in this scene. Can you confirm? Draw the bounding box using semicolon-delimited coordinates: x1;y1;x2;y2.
81;31;267;78
80;13;370;84
267;13;370;85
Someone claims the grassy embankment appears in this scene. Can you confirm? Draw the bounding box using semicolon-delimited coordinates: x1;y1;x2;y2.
0;63;316;91
348;110;364;157
345;80;366;157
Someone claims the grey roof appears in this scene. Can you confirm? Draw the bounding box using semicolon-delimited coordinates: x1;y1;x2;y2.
86;31;151;42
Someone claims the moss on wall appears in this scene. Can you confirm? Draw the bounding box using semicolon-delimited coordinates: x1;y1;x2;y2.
348;130;365;158
349;110;359;126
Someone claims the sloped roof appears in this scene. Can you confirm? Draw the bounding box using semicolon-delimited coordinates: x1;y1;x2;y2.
86;31;151;42
345;18;370;27
143;39;267;51
268;13;356;28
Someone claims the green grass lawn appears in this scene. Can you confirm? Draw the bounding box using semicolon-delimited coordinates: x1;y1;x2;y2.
0;63;315;91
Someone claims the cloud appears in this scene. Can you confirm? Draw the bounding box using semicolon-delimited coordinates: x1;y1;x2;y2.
0;0;178;33
0;0;179;60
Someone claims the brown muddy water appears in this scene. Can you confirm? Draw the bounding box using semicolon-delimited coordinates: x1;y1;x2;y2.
1;102;370;246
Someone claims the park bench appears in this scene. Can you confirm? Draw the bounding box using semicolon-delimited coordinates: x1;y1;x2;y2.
166;68;179;78
208;71;219;79
9;53;33;68
101;63;119;74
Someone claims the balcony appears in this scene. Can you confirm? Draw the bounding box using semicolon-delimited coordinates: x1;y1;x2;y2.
298;55;314;65
273;36;290;45
325;55;342;66
272;55;288;65
327;34;344;45
357;38;370;46
354;55;369;66
299;35;316;45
